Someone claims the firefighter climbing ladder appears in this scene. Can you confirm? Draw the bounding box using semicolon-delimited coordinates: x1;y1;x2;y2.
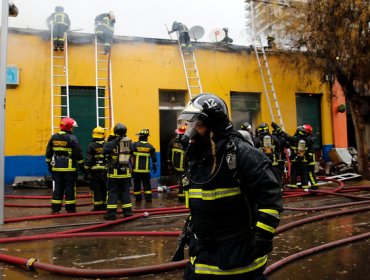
178;42;203;100
95;37;114;131
50;28;69;135
253;37;285;130
245;0;285;130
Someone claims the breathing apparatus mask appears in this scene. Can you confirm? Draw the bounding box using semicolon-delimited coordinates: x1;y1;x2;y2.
178;120;203;149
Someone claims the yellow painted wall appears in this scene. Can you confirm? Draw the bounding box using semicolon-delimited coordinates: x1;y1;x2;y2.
6;29;332;156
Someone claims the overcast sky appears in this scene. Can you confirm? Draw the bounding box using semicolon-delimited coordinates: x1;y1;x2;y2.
6;0;250;45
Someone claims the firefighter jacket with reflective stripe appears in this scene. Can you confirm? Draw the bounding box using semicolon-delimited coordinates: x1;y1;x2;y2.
183;131;282;274
95;13;115;32
167;137;185;172
48;12;71;27
280;132;314;162
45;131;84;172
103;138;131;178
131;141;157;173
253;132;281;166
85;139;107;171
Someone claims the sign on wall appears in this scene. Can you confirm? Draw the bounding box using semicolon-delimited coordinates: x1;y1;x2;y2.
6;66;19;85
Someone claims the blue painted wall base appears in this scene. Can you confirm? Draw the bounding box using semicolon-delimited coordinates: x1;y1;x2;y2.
4;152;162;185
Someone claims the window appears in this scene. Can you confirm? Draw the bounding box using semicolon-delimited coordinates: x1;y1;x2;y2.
230;92;260;130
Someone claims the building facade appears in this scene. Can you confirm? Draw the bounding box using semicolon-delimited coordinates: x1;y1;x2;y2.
4;28;339;184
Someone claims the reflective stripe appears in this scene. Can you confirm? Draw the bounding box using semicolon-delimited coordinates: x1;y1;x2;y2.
91;166;107;170
107;205;117;209
133;191;141;195
52;167;76;171
133;152;150;172
53;147;72;154
194;256;267;275
94;201;104;205
108;169;131;178
185;190;189;208
144;191;152;194
309;172;318;186
172;148;185;172
122;203;132;208
188;188;241;200
51;199;62;204
258;209;280;219
65;200;76;205
256;221;275;233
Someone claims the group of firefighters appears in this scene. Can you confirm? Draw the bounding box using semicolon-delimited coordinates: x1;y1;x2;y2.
47;6;115;54
239;121;318;189
45;118;157;220
45;95;284;279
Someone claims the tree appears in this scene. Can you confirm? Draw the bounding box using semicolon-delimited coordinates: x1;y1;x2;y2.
272;0;370;178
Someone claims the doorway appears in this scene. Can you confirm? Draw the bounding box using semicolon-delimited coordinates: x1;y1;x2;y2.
159;90;186;177
62;86;100;158
296;94;322;150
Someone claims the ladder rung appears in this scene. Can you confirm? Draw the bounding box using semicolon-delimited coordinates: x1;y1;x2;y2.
97;59;109;62
97;96;108;99
53;104;68;107
190;86;200;88
98;106;109;109
53;94;67;97
53;65;64;68
53;75;65;77
97;87;105;90
53;84;66;87
98;69;108;71
98;117;110;119
53;56;65;59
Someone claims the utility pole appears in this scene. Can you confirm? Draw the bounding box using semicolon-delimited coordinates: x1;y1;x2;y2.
1;0;18;225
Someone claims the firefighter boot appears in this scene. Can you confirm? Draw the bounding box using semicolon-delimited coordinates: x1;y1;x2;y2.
104;209;116;220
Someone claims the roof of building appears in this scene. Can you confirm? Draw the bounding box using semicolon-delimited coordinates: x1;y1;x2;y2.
9;27;253;53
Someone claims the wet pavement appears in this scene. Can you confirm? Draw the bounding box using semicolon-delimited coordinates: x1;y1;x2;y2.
1;178;370;279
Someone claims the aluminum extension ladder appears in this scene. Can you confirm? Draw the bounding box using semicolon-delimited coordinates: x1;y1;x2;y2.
253;37;285;130
177;41;203;100
94;37;114;131
50;28;70;135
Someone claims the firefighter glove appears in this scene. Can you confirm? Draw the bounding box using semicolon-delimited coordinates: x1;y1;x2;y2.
251;236;273;260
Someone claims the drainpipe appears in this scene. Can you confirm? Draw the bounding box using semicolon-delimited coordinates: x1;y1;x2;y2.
0;0;10;225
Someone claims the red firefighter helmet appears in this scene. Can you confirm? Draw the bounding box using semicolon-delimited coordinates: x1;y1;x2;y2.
175;125;186;135
303;124;313;135
59;117;78;132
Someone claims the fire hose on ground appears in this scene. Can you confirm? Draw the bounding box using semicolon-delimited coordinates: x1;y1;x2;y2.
1;178;370;277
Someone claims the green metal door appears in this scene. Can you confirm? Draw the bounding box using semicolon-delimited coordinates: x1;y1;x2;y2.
65;86;100;158
296;94;322;150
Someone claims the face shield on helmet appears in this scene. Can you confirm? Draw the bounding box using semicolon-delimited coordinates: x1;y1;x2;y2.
59;117;78;132
92;126;105;139
178;93;231;132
